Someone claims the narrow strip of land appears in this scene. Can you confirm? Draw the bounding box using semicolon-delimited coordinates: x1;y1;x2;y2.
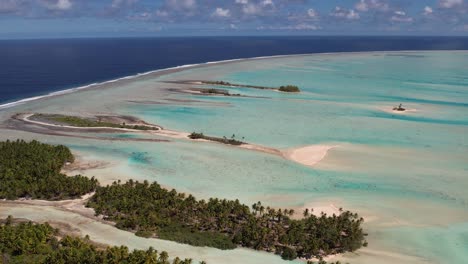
16;113;333;168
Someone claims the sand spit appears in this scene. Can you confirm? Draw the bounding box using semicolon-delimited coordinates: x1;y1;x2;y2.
14;113;336;168
1;192;104;223
283;145;337;167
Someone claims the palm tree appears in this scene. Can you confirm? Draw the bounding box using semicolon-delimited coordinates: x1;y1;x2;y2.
159;251;169;264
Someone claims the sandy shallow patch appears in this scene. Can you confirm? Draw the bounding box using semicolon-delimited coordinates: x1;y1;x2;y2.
283;144;338;167
380;107;418;114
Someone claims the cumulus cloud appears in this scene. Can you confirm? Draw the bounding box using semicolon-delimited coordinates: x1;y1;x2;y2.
42;0;73;11
307;8;318;19
423;6;433;15
257;23;321;31
0;0;466;34
390;10;413;22
331;7;360;20
355;0;389;12
166;0;196;10
439;0;463;8
212;7;230;18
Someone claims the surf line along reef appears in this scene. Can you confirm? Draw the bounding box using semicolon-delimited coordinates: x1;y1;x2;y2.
0;140;367;262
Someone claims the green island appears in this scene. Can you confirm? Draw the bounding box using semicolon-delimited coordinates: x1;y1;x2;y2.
278;85;300;93
87;180;366;261
0;140;98;200
393;104;406;111
0;216;198;264
0;140;365;263
30;113;159;131
188;132;244;146
199;88;241;96
201;81;301;93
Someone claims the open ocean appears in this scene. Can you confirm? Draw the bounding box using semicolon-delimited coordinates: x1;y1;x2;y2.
1;36;468;104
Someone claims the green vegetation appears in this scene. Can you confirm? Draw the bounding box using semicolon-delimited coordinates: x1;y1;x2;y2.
188;132;244;146
32;114;158;131
278;85;300;93
393;103;406;111
87;180;367;260
0;140;98;200
0;139;365;262
0;216;198;264
202;81;300;93
199;88;240;96
202;81;275;90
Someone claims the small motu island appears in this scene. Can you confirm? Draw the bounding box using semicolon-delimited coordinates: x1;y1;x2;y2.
393;104;406;112
29;113;160;131
199;81;301;93
189;132;245;145
198;88;242;96
12;112;335;168
1;140;367;263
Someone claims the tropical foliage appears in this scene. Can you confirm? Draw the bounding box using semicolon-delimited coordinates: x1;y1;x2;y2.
188;132;244;146
0;140;98;200
278;85;300;92
87;180;366;260
32;114;158;130
0;216;198;264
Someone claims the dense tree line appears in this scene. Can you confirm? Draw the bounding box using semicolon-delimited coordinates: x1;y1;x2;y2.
87;181;366;260
0;216;199;264
0;139;365;262
0;140;98;200
188;132;244;146
278;85;300;92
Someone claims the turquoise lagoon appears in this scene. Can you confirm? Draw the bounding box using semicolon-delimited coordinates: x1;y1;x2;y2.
0;51;467;264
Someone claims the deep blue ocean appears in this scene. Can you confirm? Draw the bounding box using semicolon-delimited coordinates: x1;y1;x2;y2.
1;36;468;104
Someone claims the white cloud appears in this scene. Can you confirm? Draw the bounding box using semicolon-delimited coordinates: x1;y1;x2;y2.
212;7;230;18
242;3;259;14
290;23;320;30
307;8;318;18
257;23;321;31
391;10;413;22
439;0;463;8
56;0;72;10
394;10;405;16
44;0;73;11
167;0;196;10
423;6;433;15
331;7;360;20
236;0;274;15
355;0;389;12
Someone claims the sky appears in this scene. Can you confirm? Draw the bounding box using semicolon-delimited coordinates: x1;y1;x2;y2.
0;0;467;38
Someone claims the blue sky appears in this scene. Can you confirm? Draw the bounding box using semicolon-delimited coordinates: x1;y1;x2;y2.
0;0;467;38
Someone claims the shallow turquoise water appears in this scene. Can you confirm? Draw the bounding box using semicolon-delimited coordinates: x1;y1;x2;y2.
1;51;467;264
122;52;468;263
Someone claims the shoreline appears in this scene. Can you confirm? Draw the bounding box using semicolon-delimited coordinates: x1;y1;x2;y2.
17;112;334;167
1;50;466;111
